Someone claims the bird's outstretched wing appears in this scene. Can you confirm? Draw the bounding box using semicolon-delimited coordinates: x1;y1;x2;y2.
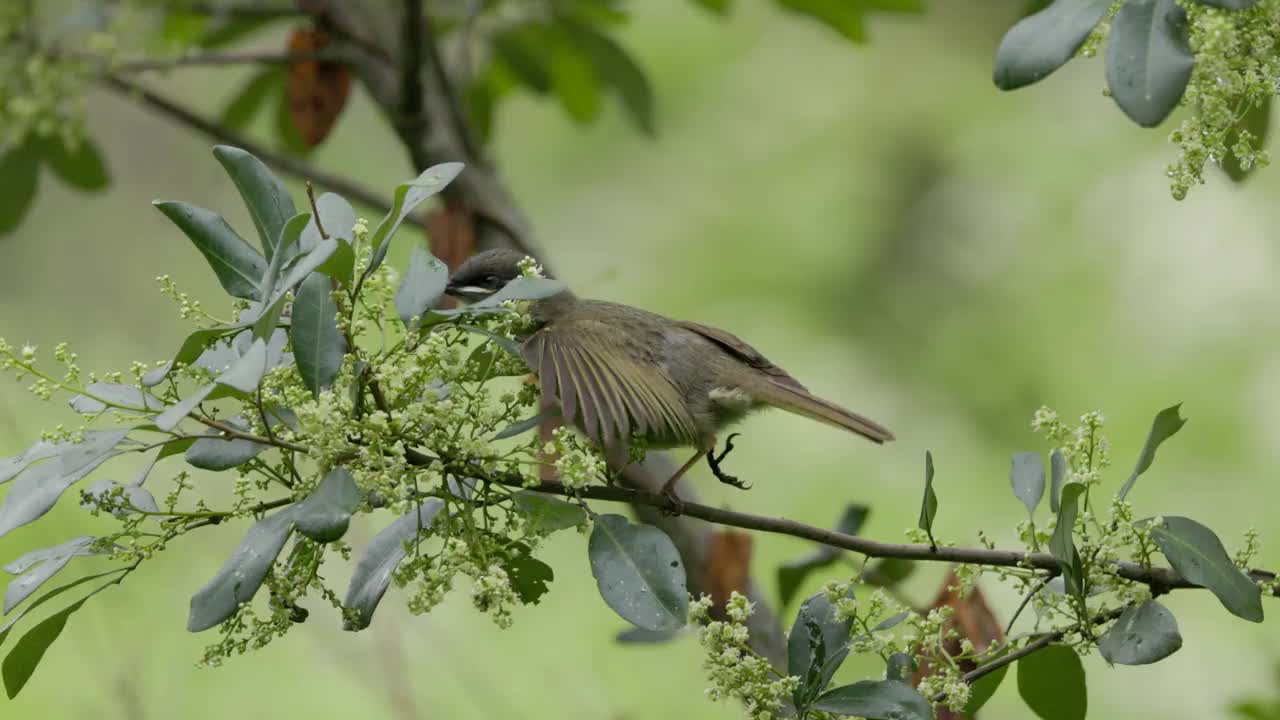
672;320;807;392
522;322;699;447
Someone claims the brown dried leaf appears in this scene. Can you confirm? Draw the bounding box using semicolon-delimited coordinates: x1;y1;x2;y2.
911;567;1005;718
285;28;351;147
425;199;476;272
705;530;753;619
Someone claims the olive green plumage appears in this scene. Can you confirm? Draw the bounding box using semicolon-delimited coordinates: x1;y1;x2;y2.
445;249;892;491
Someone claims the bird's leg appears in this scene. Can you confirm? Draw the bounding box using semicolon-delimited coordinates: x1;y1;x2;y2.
660;451;705;513
707;433;750;490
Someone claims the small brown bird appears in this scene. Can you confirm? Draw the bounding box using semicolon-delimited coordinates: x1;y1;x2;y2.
445;249;893;500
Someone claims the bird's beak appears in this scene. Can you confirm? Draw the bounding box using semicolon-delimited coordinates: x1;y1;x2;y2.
444;281;496;302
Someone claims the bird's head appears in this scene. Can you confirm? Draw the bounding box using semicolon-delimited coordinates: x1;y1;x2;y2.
444;248;537;301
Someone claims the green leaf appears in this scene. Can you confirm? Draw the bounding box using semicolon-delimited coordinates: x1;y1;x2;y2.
1105;0;1194;127
291;272;348;399
494;408;561;441
0;571;122;651
153;200;266;300
503;544;554;604
811;679;933;719
220;69;281;131
343;501;444;630
778;504;868;608
80;478;158;518
512;491;587;534
214;144;298;262
1150;515;1263;622
154;339;270;431
293;467;362;542
1098;599;1183;665
0;429;129;539
776;0;867;43
493;26;554;94
395;244;450;327
302;191;357;251
964;662;1009;714
1049;449;1066;513
38;135;108;191
2;595;88;698
256;212;312;304
788;589;855;708
993;0;1112;90
917;450;937;544
548;25;602;124
0;139;40;234
587;514;687;632
691;0;732;13
184;420;268;471
1050;482;1087;601
862;557;916;587
1223;97;1271;182
187;508;296;632
67;382;162;414
1017;644;1087;720
1119;404;1186;501
273;81;311;156
0;440;65;485
1010;451;1045;519
3;537;97;614
366;163;465;276
559;17;656;135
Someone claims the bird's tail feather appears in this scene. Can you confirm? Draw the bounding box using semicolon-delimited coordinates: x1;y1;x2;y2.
759;381;894;444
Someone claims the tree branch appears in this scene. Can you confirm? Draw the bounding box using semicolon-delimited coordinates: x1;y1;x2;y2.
111;49;343;73
100;74;393;215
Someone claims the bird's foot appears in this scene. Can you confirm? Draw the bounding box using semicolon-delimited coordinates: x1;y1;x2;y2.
708;433;751;490
661;487;686;515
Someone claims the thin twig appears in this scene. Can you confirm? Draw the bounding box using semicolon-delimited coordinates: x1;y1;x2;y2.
112;50;341;73
306;181;329;240
101;74;394;216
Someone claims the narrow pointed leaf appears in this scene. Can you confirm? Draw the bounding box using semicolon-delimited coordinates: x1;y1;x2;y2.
270;238;339;304
256;212;311;303
292;272;348;398
1049;449;1066;513
811;679;932;719
776;0;868;44
1150;515;1263;622
0;429;128;538
1010;451;1045;518
0;571;123;651
494;408;561;440
588;514;687;631
559;17;654;134
1098;600;1183;665
0;441;66;485
512;491;586;533
1119;404;1186;501
343;500;445;630
789;589;855;708
293;467;362;542
1105;0;1194;127
1017;644;1087;720
2;595;89;698
154;201;266;300
220;68;279;131
366;163;465;276
300;192;357;252
395;244;449;327
67;382;161;414
213;145;297;261
1050;482;1087;601
993;0;1112;90
80;479;158;518
778;504;869;608
963;662;1009;714
4;537;97;614
184;421;268;471
918;450;937;542
39;136;108;190
0;140;40;234
187;509;296;631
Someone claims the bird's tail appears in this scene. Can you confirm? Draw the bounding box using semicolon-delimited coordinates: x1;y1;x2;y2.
758;381;894;444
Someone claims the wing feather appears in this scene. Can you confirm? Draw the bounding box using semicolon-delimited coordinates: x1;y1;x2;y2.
522;322;697;447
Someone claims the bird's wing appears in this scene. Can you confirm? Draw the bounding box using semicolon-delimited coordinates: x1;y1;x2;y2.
672;320;807;392
522;323;700;447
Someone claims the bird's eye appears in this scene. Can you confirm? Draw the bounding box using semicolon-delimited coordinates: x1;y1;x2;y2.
484;274;501;287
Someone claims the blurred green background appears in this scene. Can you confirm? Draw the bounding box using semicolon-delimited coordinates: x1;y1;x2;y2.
3;1;1279;718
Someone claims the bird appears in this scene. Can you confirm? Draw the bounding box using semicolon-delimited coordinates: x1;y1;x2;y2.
444;249;893;501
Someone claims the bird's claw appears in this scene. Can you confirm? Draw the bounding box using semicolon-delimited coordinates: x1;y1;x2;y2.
708;434;750;490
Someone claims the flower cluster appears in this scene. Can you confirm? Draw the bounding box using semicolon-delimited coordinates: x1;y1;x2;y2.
689;594;799;720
